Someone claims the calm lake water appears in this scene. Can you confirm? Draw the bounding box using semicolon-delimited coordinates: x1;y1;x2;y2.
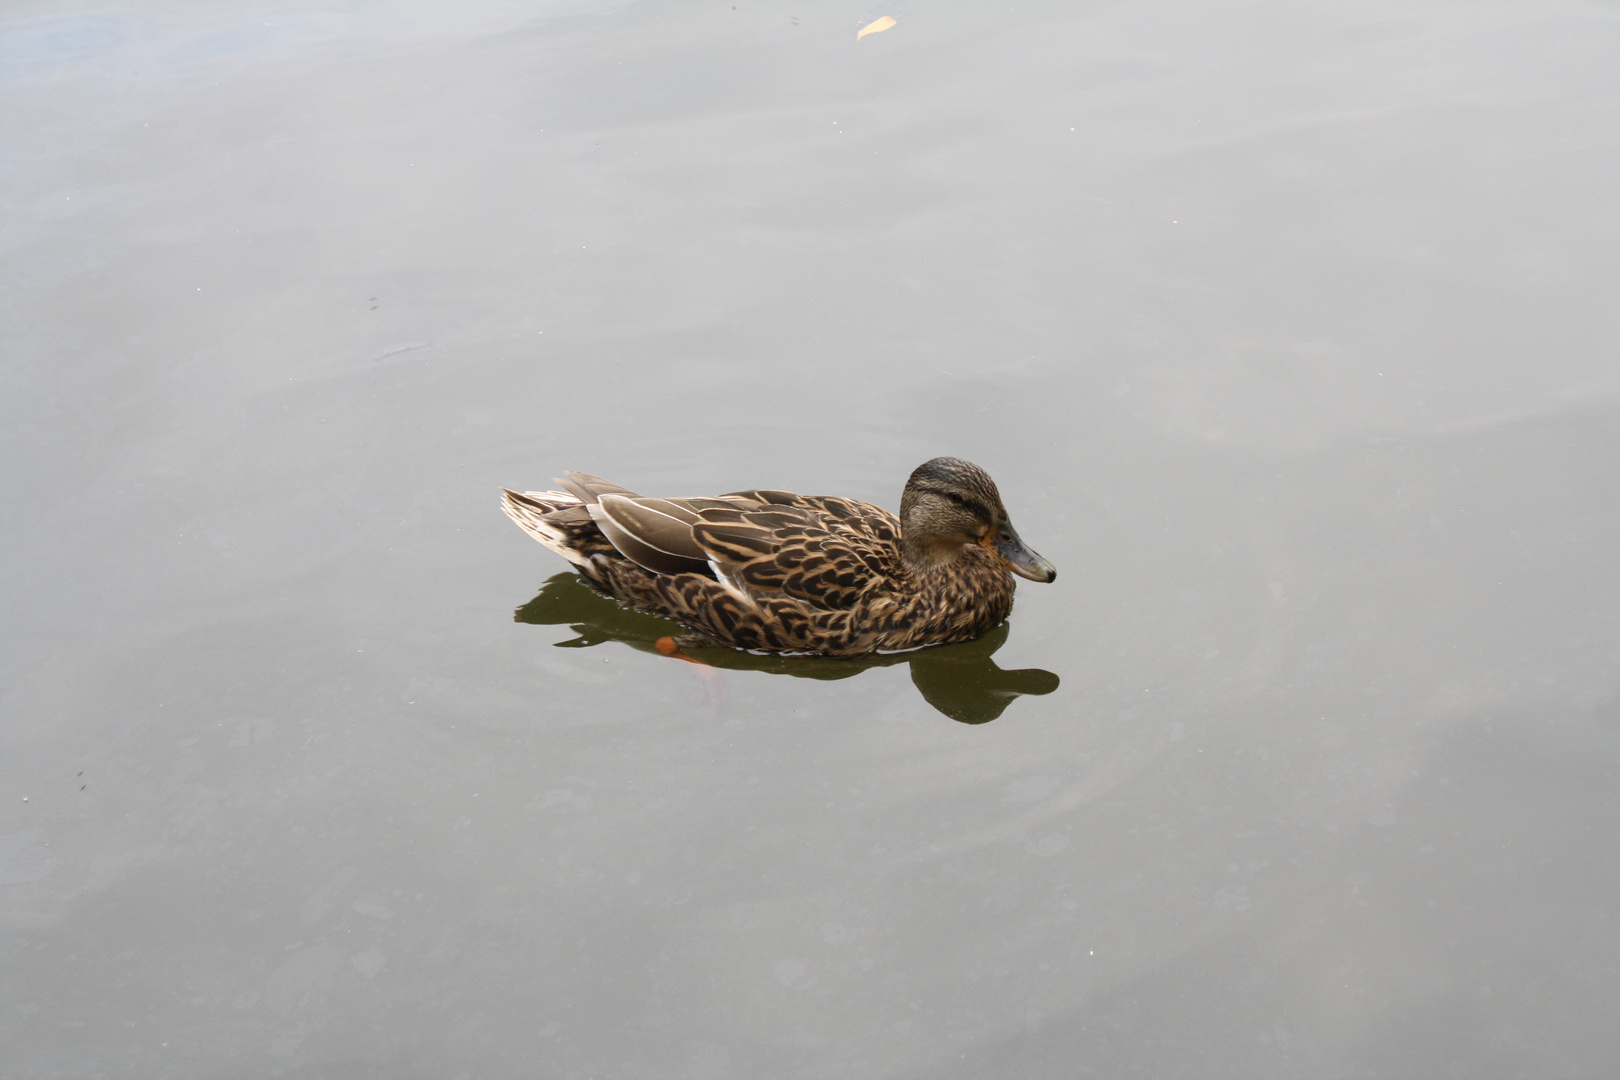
4;2;1619;1076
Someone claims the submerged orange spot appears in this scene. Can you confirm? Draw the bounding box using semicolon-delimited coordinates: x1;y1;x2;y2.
655;636;712;666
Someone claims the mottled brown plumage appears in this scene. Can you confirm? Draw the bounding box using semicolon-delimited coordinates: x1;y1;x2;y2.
500;458;1056;657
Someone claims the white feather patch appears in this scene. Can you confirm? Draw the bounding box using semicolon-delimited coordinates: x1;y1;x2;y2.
708;558;752;601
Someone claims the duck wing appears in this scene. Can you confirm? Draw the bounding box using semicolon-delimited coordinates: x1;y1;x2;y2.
691;498;900;611
589;491;779;576
587;489;900;612
590;494;716;576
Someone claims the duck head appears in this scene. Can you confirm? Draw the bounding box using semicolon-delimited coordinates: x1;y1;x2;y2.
899;457;1057;583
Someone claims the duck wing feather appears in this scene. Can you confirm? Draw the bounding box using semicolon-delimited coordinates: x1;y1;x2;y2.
588;493;789;576
592;494;712;575
691;500;899;611
568;483;904;614
557;470;641;505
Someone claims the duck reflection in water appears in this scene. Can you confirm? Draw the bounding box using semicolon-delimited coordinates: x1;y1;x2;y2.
514;573;1059;724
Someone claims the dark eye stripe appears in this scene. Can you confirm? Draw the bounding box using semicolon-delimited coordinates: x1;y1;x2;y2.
914;484;966;504
915;484;995;521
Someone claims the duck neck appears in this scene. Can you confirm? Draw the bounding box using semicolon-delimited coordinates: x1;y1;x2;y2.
901;534;970;578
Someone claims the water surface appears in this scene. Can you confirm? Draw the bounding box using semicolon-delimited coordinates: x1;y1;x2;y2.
3;2;1619;1076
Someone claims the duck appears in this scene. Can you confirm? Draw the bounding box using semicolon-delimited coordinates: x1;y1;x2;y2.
499;457;1056;657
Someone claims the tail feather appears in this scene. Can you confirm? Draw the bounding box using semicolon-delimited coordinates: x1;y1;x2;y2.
501;487;593;567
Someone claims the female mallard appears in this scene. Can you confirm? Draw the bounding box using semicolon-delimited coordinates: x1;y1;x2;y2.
500;457;1055;657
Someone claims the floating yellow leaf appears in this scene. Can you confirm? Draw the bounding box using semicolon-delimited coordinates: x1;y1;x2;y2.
857;16;896;40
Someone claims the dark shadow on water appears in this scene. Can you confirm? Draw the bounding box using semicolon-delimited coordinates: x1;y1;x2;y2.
513;572;1060;724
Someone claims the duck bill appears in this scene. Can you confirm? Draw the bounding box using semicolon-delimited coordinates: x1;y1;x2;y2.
987;523;1057;583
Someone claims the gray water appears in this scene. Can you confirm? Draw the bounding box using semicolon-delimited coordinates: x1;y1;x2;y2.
4;2;1619;1076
